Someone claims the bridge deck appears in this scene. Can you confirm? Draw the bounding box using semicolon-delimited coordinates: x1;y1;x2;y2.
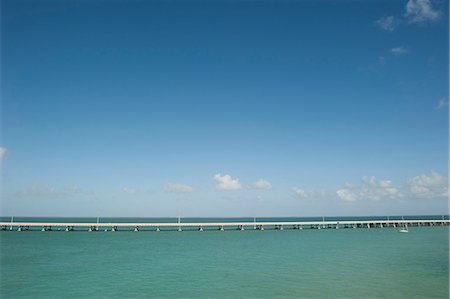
1;219;449;229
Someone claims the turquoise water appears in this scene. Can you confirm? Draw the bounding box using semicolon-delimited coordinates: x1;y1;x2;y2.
1;219;448;298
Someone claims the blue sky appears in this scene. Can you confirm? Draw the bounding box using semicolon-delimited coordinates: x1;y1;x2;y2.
1;0;448;217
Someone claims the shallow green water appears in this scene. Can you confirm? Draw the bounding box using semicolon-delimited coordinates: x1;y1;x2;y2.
1;223;448;298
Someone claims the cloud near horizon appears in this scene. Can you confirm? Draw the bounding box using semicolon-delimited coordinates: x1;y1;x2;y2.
14;184;91;198
164;182;193;193
407;171;448;199
123;187;137;194
248;179;272;190
17;184;62;198
213;174;242;190
336;171;448;202
292;186;335;200
337;176;400;202
213;174;272;191
292;186;307;198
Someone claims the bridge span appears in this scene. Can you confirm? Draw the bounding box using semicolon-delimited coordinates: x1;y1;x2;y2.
1;218;449;232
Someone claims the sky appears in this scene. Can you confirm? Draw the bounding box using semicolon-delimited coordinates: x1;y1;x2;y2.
1;0;448;217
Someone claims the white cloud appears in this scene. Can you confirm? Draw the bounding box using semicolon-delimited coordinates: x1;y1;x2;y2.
361;176;400;200
375;16;397;31
123;187;137;194
67;185;94;196
213;174;242;190
249;179;272;190
435;97;449;110
16;184;63;198
336;188;359;202
337;171;448;202
405;0;440;23
68;185;81;193
13;184;93;199
336;176;400;202
292;186;307;198
407;171;448;199
376;0;441;32
164;182;193;193
410;172;448;188
213;174;272;191
292;186;330;200
390;46;408;55
0;147;6;159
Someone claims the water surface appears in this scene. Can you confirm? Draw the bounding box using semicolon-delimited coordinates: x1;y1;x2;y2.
1;218;448;298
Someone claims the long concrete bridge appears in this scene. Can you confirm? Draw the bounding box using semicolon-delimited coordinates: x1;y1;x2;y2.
1;218;449;232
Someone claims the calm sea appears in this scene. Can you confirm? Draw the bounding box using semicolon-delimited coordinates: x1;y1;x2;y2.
1;217;449;298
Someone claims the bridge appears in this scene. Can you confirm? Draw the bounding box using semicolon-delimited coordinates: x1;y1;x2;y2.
1;218;449;232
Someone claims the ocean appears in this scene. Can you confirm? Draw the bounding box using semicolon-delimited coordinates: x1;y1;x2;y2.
0;217;449;298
